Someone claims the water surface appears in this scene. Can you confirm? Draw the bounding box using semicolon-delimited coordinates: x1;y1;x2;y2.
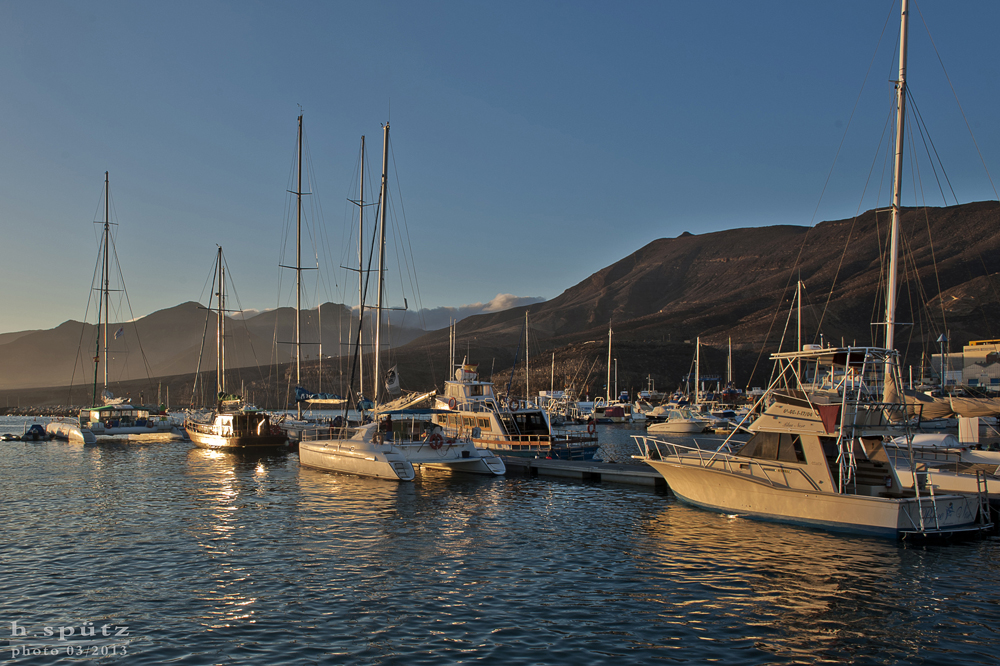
1;417;997;664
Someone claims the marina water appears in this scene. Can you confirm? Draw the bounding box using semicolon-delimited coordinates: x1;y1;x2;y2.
1;416;997;664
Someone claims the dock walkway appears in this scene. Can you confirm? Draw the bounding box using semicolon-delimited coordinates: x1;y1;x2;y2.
501;456;666;488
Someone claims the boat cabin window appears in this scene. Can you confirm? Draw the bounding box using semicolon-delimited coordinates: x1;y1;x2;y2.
470;384;485;396
514;412;548;434
736;432;806;463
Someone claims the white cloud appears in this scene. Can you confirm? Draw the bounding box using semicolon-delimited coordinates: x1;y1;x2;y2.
415;294;546;331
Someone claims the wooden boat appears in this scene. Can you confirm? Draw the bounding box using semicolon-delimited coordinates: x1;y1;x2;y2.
183;247;287;451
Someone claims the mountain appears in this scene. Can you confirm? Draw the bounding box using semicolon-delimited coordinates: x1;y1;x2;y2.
3;201;999;404
0;301;426;393
392;201;1000;394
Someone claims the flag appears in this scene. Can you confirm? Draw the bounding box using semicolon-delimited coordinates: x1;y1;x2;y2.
385;366;401;396
114;327;124;340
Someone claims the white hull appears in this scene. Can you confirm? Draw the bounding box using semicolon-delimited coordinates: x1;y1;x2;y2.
646;457;979;537
89;422;176;437
46;422;97;445
401;440;506;476
299;438;415;481
646;421;705;434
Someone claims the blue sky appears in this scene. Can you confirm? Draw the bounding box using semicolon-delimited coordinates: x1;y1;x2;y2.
1;1;998;334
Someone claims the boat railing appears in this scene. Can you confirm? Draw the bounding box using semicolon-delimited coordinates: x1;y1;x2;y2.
885;445;965;464
474;431;551;445
633;435;821;492
300;426;361;442
552;428;598;444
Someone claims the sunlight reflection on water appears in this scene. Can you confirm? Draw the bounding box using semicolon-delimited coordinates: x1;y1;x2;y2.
0;416;997;664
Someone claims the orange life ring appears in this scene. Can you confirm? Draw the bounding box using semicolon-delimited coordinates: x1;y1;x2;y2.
448;397;457;410
429;432;444;450
587;422;596;435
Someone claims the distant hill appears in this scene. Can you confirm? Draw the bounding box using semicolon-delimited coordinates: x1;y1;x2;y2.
393;201;1000;395
0;301;426;392
3;201;999;405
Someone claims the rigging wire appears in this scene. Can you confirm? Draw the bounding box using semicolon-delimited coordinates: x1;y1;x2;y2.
747;4;896;389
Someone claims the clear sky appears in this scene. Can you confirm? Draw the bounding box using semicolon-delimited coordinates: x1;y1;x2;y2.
1;0;998;334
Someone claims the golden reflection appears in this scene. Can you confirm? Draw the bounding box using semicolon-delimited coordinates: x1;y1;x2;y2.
637;500;906;653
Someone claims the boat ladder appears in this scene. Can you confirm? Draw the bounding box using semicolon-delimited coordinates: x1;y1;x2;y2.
975;470;993;528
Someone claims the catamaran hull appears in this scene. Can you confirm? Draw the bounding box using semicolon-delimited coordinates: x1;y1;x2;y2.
646;459;981;538
298;441;415;481
405;445;506;475
89;423;175;437
46;422;97;445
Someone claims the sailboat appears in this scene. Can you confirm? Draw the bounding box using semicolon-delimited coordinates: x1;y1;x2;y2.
633;0;991;538
47;173;174;444
299;123;466;479
183;247;287;450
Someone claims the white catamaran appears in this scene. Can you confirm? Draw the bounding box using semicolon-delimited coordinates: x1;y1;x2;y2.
48;172;175;444
298;122;502;479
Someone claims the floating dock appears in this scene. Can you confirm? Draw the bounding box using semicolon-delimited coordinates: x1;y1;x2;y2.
501;457;666;488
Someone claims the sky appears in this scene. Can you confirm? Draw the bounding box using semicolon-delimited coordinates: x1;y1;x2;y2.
1;0;998;335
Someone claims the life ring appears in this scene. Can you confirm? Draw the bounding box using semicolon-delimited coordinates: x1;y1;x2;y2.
429;433;444;450
587;422;596;435
373;431;384;445
510;399;519;411
448;397;457;410
147;421;155;429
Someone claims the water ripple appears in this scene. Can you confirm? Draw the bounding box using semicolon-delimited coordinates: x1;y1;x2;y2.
0;418;998;664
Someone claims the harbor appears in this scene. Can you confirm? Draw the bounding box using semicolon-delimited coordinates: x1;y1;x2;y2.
3;1;1000;663
2;416;999;664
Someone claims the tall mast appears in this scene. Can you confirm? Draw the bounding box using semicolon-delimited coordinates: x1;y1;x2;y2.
727;336;732;385
374;122;389;405
525;311;530;401
102;171;110;393
606;324;612;403
550;352;555;393
694;337;700;408
886;0;909;351
295;114;303;419
216;246;224;397
797;280;802;352
358;135;365;399
797;279;803;380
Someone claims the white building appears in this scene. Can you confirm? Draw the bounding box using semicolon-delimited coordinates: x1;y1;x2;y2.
931;339;1000;391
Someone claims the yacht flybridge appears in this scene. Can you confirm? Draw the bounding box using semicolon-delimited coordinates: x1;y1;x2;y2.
433;363;599;460
635;346;991;538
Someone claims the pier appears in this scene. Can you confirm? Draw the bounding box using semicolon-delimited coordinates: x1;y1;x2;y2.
501;456;667;488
